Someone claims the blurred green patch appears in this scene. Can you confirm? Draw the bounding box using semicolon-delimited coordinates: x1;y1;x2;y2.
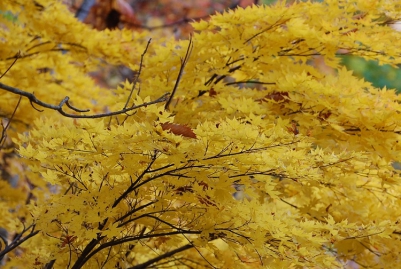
340;56;401;93
258;0;400;93
260;0;279;4
0;10;17;22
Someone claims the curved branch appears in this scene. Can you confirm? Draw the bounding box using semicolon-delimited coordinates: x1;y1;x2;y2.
0;82;169;118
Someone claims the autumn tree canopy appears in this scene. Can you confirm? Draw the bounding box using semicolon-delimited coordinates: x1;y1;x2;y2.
1;0;401;268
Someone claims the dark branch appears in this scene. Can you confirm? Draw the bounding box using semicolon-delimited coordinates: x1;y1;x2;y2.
0;52;19;79
114;200;158;224
165;36;193;111
78;231;202;268
0;224;39;261
124;39;151;108
0;82;169;119
43;259;56;269
71;235;105;269
0;96;21;148
112;152;158;208
128;244;194;269
203;141;298;161
225;80;275;86
5;48;75;60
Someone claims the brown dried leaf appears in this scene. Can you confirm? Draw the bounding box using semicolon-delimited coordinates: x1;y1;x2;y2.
161;122;197;139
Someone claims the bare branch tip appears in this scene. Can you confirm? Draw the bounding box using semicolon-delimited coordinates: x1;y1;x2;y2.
29;99;44;112
66;99;91;113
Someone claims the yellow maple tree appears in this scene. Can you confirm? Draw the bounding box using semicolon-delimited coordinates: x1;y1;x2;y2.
1;0;401;268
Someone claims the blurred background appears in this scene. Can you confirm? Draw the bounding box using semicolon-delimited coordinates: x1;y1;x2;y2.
64;0;401;92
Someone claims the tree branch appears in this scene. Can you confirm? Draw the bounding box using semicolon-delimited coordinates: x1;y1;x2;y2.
0;224;39;261
165;36;193;111
78;231;202;268
128;244;194;269
0;96;21;148
124;39;151;107
0;82;169;119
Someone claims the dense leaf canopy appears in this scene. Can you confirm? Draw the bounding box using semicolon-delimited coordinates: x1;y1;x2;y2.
1;0;401;268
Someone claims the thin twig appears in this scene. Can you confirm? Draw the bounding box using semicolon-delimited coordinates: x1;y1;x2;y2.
5;48;73;60
129;244;194;269
124;39;151;109
0;96;21;148
225;80;275;86
243;15;288;44
181;233;216;269
112;152;159;208
165;36;193;111
0;52;20;79
0;224;39;261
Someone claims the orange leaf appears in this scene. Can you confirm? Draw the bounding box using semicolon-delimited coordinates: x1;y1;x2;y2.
161;122;197;138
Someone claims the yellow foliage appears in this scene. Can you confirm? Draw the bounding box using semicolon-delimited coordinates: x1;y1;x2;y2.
1;0;401;268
